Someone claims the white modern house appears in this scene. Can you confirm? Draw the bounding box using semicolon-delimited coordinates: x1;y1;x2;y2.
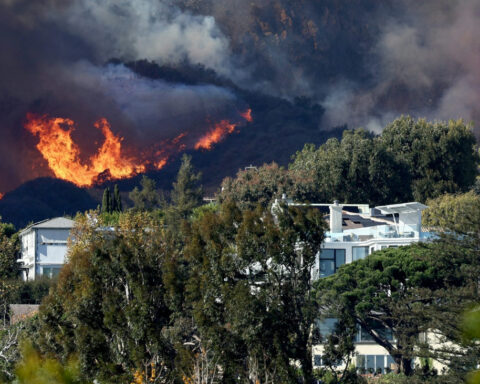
17;217;75;281
313;201;428;279
272;198;430;373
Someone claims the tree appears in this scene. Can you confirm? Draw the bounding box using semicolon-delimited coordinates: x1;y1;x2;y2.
169;154;203;220
219;162;314;209
37;212;177;383
113;184;123;212
129;176;161;212
316;242;480;376
379;116;479;201
289;117;479;205
0;220;19;328
0;220;18;280
14;341;88;384
101;187;112;214
423;191;480;235
185;201;326;383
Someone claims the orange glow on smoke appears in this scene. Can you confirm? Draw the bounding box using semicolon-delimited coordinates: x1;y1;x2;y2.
240;108;253;122
0;193;3;200
194;109;252;150
25;113;145;187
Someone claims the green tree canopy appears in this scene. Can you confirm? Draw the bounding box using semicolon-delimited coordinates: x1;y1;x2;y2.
101;187;112;214
379;117;478;201
112;184;122;212
128;176;161;212
316;241;480;377
37;212;176;383
184;201;326;383
219;162;319;210
0;219;18;280
288;117;478;205
168;154;203;221
423;191;480;235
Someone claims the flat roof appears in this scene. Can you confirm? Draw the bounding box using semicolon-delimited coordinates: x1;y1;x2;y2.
375;202;428;214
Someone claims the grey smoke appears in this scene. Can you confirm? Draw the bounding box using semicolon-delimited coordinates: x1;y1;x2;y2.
1;0;480;193
322;0;480;131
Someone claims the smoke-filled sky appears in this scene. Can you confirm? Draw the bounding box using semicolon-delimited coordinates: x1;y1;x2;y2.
1;0;479;193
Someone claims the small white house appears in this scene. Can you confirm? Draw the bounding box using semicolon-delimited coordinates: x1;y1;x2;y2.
17;217;75;281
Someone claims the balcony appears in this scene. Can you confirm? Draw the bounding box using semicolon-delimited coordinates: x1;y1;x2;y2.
324;225;419;243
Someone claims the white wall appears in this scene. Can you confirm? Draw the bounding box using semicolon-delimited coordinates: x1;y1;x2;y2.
20;227;71;280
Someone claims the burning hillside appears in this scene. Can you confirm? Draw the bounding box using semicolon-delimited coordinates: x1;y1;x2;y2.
23;109;252;188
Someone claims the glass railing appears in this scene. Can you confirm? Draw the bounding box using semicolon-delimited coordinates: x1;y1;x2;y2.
324;225;420;243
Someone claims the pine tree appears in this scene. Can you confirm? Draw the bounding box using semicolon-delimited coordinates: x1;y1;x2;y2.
113;185;122;212
129;177;160;212
170;154;203;221
101;187;112;213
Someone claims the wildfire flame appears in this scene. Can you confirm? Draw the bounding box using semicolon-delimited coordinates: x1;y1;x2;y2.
194;120;237;150
0;193;3;200
24;108;253;188
194;109;252;150
25;113;145;187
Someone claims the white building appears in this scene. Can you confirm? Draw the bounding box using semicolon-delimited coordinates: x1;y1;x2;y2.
17;217;75;281
272;198;430;373
314;201;428;279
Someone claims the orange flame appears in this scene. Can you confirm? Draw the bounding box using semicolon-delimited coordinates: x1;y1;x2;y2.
24;108;252;188
25;113;145;187
194;109;253;150
0;193;3;200
194;120;237;150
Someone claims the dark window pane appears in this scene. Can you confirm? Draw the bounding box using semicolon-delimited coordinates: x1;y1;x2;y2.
320;260;335;277
367;355;375;370
314;355;322;366
353;246;368;261
316;318;338;339
360;327;374;341
357;355;366;369
320;249;335;259
335;250;345;267
376;355;385;372
387;355;395;371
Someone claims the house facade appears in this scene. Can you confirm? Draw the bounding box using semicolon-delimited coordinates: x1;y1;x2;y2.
17;217;75;281
272;198;431;373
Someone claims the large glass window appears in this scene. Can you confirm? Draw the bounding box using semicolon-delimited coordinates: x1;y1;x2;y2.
357;320;394;342
352;246;369;261
315;318;338;341
319;249;345;277
357;355;391;374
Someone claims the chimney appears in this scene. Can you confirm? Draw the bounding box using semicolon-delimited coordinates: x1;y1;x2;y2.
329;201;343;233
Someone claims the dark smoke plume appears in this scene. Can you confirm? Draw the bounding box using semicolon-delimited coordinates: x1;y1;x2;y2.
1;0;479;193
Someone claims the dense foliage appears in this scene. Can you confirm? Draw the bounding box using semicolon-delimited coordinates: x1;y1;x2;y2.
222;117;478;208
317;239;480;379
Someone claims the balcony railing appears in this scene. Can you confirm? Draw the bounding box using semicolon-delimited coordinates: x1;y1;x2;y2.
325;225;419;243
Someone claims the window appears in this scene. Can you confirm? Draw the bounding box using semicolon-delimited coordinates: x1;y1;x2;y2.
319;249;345;277
313;355;341;367
357;321;394;342
42;267;61;278
315;318;338;341
352;246;369;261
357;355;391;374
